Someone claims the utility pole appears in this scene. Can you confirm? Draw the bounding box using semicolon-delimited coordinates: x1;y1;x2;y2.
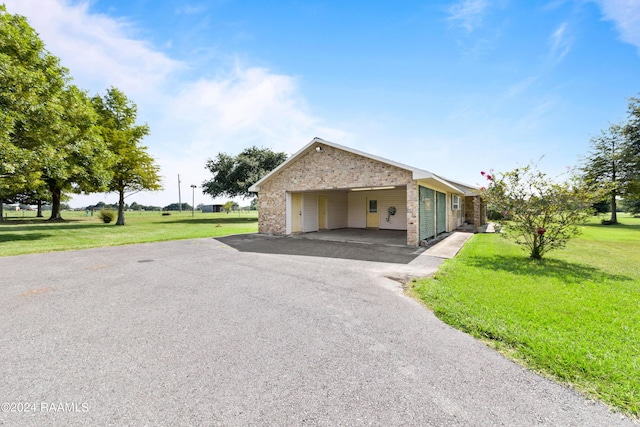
190;185;197;217
178;174;182;212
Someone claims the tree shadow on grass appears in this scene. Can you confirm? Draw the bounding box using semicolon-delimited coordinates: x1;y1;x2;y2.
582;221;640;231
1;217;88;225
0;232;52;243
0;222;106;232
463;254;633;285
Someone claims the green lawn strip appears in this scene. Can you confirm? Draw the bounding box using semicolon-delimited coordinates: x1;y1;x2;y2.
411;216;640;418
0;211;258;256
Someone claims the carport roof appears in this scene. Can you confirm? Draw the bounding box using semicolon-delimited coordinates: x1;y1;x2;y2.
249;137;478;195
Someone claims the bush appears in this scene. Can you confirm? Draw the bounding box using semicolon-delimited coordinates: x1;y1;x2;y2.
487;209;502;221
98;210;116;223
479;164;604;259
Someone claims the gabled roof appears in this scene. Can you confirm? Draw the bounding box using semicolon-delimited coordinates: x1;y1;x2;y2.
249;137;478;194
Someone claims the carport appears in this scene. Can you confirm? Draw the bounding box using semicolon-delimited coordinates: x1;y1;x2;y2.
249;138;485;246
285;186;408;236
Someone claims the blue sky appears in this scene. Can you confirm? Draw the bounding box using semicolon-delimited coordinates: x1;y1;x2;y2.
4;0;640;208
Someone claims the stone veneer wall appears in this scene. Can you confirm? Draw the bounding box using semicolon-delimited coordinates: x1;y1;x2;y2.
406;182;418;245
464;196;475;224
257;143;419;245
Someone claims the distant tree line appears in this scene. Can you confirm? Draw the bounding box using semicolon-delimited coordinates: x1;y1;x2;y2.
0;6;161;225
87;201;162;212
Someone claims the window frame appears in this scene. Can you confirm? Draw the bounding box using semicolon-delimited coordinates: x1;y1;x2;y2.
451;194;461;211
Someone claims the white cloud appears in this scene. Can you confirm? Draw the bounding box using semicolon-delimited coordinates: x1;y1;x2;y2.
549;22;572;63
593;0;640;54
2;0;350;207
505;76;539;99
147;64;351;205
163;65;349;155
176;4;208;15
2;0;183;97
447;0;489;32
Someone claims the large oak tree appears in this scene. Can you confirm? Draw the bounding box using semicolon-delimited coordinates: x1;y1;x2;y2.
1;4;64;219
1;6;113;220
202;146;287;199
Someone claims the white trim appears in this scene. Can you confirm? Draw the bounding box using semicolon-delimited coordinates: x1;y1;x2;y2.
452;194;461;210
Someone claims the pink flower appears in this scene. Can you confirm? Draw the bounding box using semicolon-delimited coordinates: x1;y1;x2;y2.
480;171;486;176
480;186;486;191
486;174;493;181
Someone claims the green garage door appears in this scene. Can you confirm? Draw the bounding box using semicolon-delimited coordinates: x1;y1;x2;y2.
436;191;447;235
419;186;435;240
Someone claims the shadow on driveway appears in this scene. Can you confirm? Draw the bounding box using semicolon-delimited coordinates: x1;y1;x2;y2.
215;233;423;264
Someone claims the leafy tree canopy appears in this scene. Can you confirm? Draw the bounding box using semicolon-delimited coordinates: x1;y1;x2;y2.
1;6;113;221
42;85;114;220
92;87;161;225
202;146;287;199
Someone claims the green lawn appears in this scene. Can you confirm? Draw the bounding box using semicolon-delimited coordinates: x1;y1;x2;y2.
0;210;258;256
411;214;640;419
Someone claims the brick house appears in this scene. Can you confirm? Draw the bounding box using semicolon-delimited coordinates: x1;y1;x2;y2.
249;138;486;246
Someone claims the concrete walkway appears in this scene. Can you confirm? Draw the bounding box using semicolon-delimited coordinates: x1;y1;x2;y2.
424;231;474;259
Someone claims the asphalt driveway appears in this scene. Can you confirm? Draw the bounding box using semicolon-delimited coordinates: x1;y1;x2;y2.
0;236;633;426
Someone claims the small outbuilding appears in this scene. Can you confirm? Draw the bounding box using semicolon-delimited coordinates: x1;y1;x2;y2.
201;204;224;213
249;138;486;246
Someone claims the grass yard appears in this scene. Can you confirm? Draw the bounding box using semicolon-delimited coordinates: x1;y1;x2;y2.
410;214;640;419
0;210;258;257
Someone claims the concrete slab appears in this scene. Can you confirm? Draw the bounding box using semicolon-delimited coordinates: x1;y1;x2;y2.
293;228;408;246
216;233;425;265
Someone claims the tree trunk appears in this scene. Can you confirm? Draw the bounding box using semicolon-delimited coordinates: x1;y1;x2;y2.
116;188;125;225
611;193;618;224
0;196;3;222
48;184;63;221
36;199;43;217
530;235;543;260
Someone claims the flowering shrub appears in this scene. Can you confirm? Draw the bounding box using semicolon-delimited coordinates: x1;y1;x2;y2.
479;164;604;260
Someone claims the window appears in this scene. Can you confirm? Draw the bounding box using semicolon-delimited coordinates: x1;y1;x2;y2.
451;195;461;210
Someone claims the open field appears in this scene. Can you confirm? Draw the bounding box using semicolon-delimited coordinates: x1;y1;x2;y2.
411;214;640;419
0;210;258;257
